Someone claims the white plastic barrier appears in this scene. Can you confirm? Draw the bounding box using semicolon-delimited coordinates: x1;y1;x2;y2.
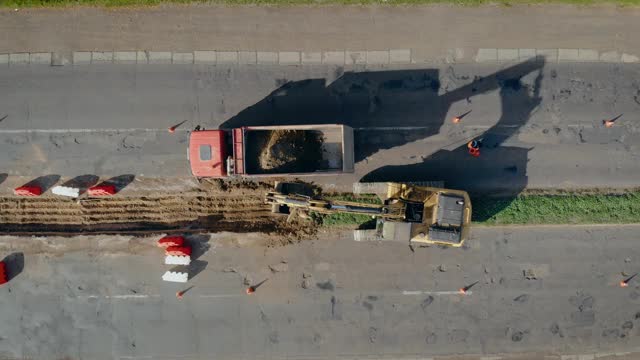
52;186;81;198
162;271;189;283
165;255;191;265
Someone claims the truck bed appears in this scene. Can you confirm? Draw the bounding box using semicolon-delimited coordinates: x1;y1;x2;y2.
242;125;350;175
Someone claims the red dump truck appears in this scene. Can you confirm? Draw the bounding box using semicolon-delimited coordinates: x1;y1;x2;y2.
188;124;354;178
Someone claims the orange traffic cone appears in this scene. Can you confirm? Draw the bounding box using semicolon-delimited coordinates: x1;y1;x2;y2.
620;273;637;288
603;114;623;128
246;286;255;295
459;281;478;295
168;120;187;133
452;110;472;124
176;285;193;299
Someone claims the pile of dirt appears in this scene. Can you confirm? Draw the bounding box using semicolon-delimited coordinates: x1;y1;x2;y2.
258;130;324;173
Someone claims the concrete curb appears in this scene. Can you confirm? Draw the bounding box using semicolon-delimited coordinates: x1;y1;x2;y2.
1;49;638;66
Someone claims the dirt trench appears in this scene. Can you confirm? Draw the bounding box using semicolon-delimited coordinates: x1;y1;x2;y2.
0;182;317;246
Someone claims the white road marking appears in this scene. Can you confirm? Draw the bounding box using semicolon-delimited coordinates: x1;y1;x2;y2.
79;294;160;300
402;290;470;295
199;294;243;298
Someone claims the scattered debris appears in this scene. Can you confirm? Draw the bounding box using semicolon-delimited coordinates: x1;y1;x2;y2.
625;258;632;263
222;267;237;273
316;280;334;291
438;265;447;272
269;261;289;273
523;269;537;280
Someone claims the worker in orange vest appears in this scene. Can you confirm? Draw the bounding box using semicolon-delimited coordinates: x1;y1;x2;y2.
467;139;482;158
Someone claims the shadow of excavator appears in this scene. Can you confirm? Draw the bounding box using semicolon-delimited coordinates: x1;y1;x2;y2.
222;59;545;221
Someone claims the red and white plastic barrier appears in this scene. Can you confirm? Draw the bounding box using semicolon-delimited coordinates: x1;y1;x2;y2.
157;236;185;248
165;246;192;256
165;255;191;266
87;184;116;196
14;186;42;196
162;271;188;283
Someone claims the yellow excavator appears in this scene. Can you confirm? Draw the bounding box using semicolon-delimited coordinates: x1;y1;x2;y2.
265;182;472;247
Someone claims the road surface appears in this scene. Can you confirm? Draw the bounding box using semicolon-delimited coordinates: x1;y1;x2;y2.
0;61;639;193
1;226;640;359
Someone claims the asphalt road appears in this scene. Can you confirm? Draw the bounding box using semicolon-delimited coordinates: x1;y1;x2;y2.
1;62;639;193
1;226;640;360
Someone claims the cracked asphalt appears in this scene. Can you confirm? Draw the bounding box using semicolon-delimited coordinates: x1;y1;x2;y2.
1;226;640;359
0;62;639;193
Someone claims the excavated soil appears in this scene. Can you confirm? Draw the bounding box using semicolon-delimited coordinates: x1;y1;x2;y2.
0;179;317;246
253;130;324;174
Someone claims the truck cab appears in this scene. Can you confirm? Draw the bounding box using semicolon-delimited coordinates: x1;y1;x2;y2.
188;130;227;177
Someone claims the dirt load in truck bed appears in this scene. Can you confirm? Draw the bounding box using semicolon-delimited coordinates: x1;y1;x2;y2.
250;130;325;174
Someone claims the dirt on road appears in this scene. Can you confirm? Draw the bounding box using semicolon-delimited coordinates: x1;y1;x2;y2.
0;179;317;246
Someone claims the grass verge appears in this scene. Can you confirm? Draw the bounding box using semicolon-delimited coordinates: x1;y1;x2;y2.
4;0;640;8
314;191;640;227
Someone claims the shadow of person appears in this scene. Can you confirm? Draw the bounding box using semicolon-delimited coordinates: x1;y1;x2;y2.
61;174;100;195
222;59;544;164
22;174;61;193
0;173;7;186
2;252;25;282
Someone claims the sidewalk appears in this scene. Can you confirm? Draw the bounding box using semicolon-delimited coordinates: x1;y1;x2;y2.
1;4;640;63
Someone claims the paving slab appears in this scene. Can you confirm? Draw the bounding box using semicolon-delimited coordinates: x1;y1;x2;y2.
172;52;194;64
301;51;321;64
0;54;8;65
147;51;172;64
536;48;558;62
599;51;621;63
558;48;580;61
238;51;257;64
257;51;278;65
114;51;137;63
345;50;366;65
621;53;640;63
9;53;29;65
322;51;345;65
216;51;238;64
389;49;411;64
72;51;91;65
51;52;70;66
278;51;300;65
497;48;519;61
91;51;113;63
519;48;536;60
194;50;216;64
366;50;390;64
136;51;149;64
578;49;599;62
475;48;497;62
29;52;52;65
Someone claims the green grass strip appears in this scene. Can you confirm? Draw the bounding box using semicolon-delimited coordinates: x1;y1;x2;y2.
474;192;640;225
4;0;640;7
315;191;640;227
